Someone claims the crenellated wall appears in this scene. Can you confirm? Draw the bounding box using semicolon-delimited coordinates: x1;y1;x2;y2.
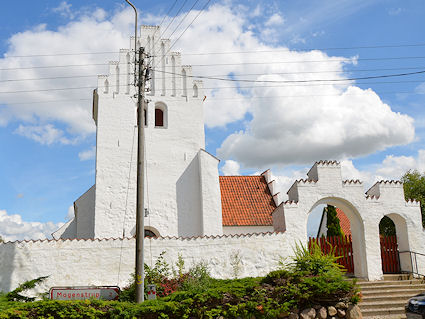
0;232;289;293
278;160;425;280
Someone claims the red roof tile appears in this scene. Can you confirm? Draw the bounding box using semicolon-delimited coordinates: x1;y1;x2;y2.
219;175;276;226
336;208;351;236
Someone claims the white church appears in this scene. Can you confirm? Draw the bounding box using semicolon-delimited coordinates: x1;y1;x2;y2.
53;25;280;240
1;26;424;293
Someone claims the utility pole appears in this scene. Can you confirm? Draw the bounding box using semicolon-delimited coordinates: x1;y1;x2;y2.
125;0;146;304
135;46;146;303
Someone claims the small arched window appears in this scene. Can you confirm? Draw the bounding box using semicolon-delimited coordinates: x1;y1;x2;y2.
155;108;164;127
144;229;157;238
182;69;187;97
104;79;109;94
193;84;198;97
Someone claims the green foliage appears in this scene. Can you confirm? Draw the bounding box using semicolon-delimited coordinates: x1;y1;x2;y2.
402;170;425;227
172;253;185;278
325;205;343;237
5;276;48;302
379;216;396;236
289;241;344;275
0;246;357;318
0;235;3;243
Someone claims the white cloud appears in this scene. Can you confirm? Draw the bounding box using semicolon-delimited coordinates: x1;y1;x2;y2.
14;124;75;145
415;82;425;94
218;85;414;167
388;7;403;16
265;13;285;27
52;1;74;19
221;160;240;175
0;6;134;143
78;146;96;161
270;151;425;202
0;209;63;242
0;2;416;163
375;151;425;180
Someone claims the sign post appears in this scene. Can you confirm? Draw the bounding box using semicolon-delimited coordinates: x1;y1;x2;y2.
49;286;120;301
147;284;156;300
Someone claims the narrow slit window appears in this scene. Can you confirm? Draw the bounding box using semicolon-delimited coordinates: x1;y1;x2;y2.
155;108;164;127
144;108;147;126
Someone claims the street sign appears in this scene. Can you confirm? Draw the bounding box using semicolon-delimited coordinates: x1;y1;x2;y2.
147;284;157;300
49;286;120;301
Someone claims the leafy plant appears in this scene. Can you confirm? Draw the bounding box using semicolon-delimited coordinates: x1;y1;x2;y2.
289;241;344;275
6;276;48;302
230;250;243;279
402;170;425;227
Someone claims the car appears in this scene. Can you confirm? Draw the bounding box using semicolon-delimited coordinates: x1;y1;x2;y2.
406;293;425;319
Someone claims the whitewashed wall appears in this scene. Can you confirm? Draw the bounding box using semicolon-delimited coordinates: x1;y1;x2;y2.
0;232;290;294
280;161;425;280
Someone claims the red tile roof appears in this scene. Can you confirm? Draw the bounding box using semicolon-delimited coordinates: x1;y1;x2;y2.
219;175;276;226
336;208;351;236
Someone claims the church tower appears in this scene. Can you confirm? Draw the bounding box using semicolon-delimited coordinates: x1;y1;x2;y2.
54;26;223;239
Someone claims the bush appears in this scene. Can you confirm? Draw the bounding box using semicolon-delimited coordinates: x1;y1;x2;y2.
0;245;357;318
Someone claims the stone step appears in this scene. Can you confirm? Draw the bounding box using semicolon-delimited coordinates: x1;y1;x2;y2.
361;307;405;317
360;300;406;310
359;283;425;291
361;293;420;303
358;279;423;287
360;288;425;297
363;315;406;319
356;274;414;283
383;274;414;281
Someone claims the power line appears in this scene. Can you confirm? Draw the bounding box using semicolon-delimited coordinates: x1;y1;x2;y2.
153;68;425;84
1;42;425;59
152;0;212;69
153;0;190;47
2;55;425;72
203;90;424;101
0;69;423;95
2;51;121;59
172;55;425;67
154;43;425;57
0;74;100;83
0;63;111;71
2;98;91;105
146;79;425;92
2;89;422;107
167;0;212;54
1;79;422;97
1;66;424;83
152;66;425;80
151;0;202;61
165;0;202;43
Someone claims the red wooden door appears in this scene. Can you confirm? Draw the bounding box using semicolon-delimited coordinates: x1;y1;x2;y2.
309;235;354;274
380;235;400;273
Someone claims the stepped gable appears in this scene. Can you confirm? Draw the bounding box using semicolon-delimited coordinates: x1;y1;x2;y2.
219;175;276;226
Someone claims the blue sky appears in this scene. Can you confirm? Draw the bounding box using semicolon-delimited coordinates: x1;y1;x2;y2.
1;0;425;240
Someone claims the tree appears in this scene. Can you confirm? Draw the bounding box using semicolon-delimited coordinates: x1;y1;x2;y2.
325;205;343;237
402;170;425;227
379;216;396;236
0;235;3;243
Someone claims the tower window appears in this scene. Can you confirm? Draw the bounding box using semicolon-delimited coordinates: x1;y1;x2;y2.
144;108;147;126
155;108;164;127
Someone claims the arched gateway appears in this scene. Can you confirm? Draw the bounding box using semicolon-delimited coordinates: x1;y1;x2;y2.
273;161;424;280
